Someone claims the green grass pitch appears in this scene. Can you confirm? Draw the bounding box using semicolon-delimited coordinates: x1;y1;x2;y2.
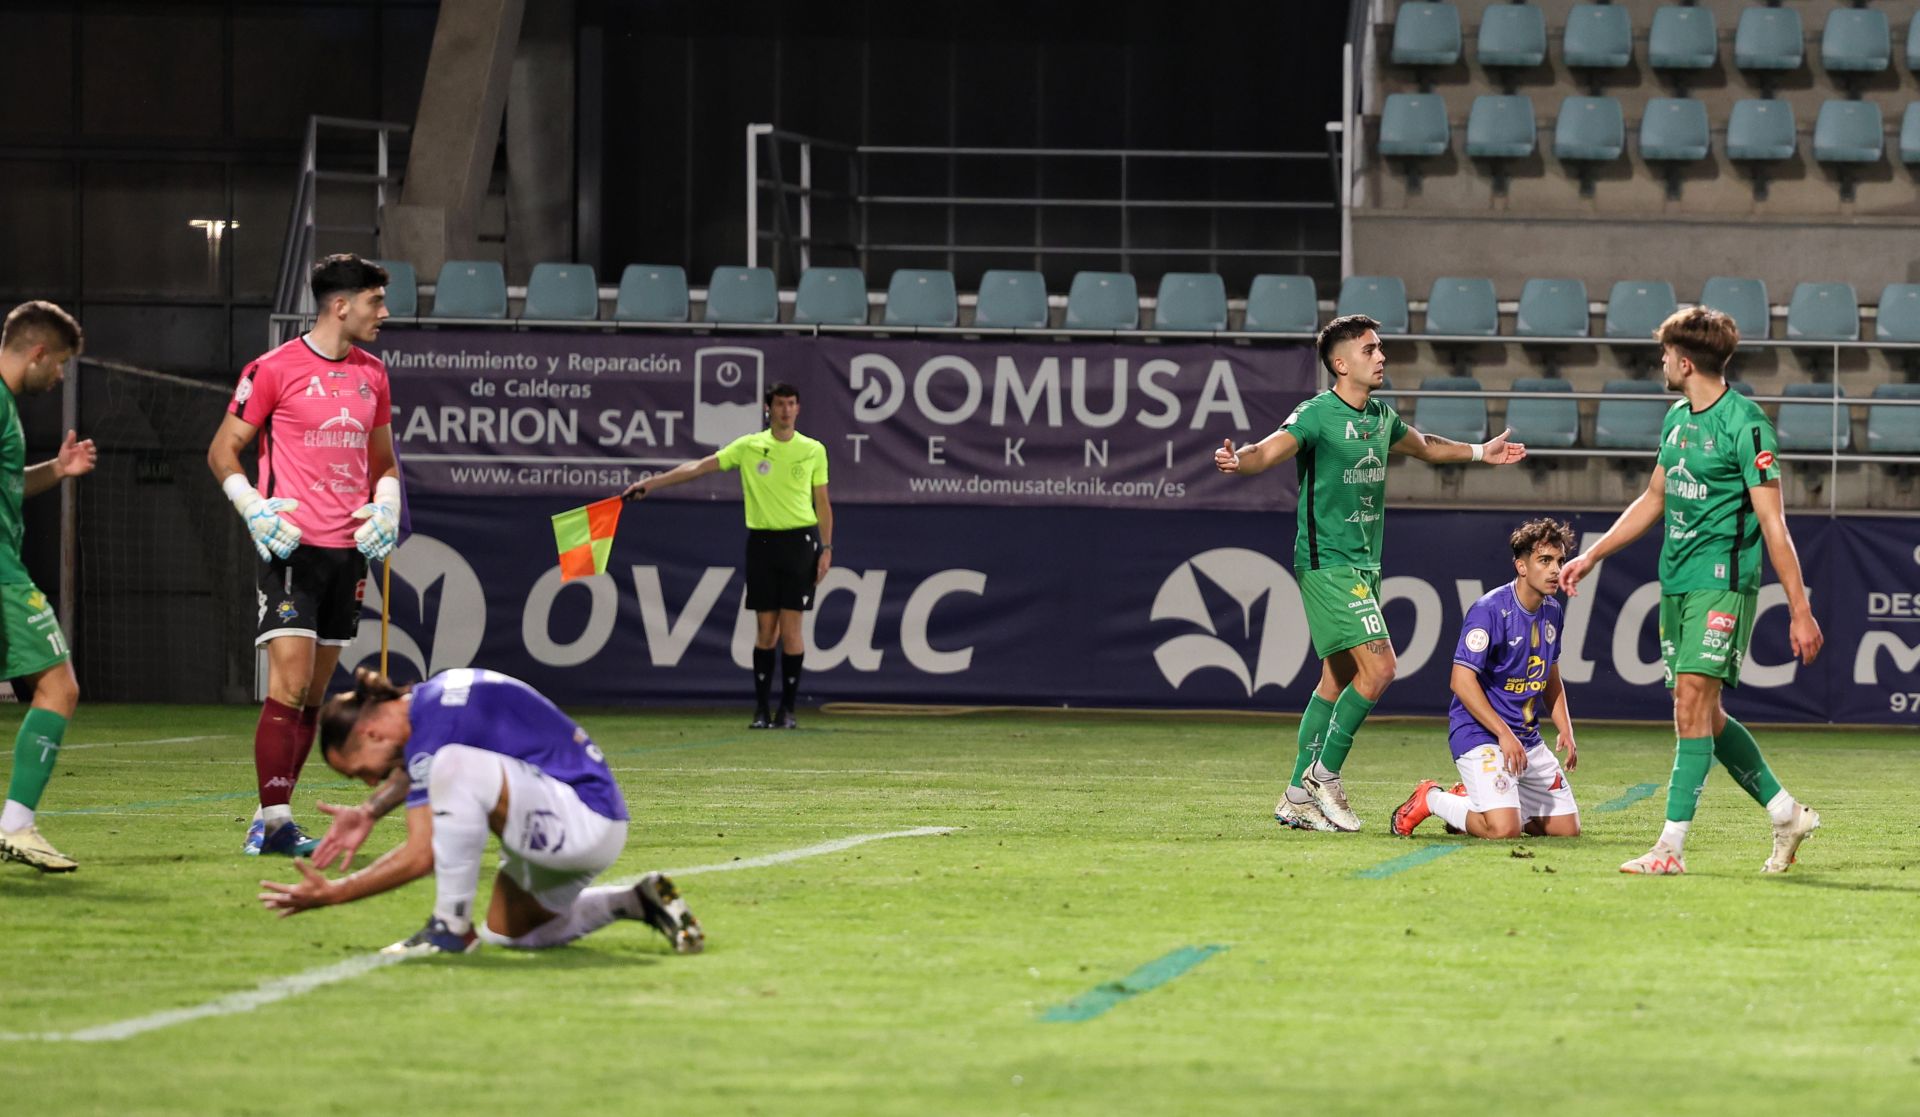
3;705;1917;1115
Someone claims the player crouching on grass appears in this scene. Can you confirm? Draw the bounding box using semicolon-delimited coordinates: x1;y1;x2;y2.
1393;518;1581;841
257;667;704;958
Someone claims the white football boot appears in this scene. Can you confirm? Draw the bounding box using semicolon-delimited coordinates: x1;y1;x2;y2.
1762;803;1821;874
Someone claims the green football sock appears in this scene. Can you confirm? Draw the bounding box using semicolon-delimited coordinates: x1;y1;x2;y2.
1665;736;1715;822
1317;685;1378;775
5;708;69;812
1713;717;1782;808
1289;693;1336;789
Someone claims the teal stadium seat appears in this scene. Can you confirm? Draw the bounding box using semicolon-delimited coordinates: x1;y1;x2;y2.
1554;95;1625;160
1786;282;1860;341
1900;104;1920;164
1242;275;1318;333
1605;280;1678;339
430;260;507;319
794;267;869;325
1415;376;1489;443
1777;383;1852;452
883;269;958;328
614;264;689;323
1065;271;1139;330
1506;378;1578;449
1379;93;1451;157
973;270;1049;328
1735;6;1804;72
1728;99;1797;161
1477;3;1546;68
1649;6;1717;70
1815;100;1885;162
1336;276;1410;335
705;266;779;324
1728;380;1756;397
374;260;416;318
1564;4;1632;70
1875;284;1920;342
1700;277;1770;341
1867;385;1920;454
1823;8;1891;73
1392;2;1462;66
1465;94;1537;158
1910;15;1920;70
1516;278;1589;338
1641;98;1711;161
1153;273;1227;331
523;263;599;321
1594;380;1671;449
1425;277;1499;336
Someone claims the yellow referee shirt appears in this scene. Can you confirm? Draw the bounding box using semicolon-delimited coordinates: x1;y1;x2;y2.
716;429;829;530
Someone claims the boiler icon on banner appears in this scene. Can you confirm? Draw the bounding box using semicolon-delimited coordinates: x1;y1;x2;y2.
693;346;765;447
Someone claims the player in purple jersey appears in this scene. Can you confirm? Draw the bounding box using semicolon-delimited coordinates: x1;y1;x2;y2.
257;668;704;957
1393;519;1582;840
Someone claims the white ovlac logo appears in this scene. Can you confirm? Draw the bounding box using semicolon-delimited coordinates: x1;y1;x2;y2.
1150;549;1311;695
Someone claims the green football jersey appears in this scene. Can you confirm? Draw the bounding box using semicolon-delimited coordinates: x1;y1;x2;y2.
1655;388;1781;593
1279;390;1410;572
0;383;27;583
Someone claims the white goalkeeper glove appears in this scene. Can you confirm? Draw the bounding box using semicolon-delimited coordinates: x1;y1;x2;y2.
352;476;402;561
223;474;302;561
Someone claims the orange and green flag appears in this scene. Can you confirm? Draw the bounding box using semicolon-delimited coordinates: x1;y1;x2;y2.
552;496;624;581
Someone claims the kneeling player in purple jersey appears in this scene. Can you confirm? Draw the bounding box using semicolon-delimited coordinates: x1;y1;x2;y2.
257;668;704;957
1393;519;1582;840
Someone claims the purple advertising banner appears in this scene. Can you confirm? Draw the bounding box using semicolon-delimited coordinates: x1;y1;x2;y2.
374;330;1317;510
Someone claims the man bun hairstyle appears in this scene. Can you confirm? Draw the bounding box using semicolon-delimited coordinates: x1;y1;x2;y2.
1510;517;1577;561
1655;305;1738;376
317;666;408;757
1316;314;1381;377
2;301;83;355
310;254;391;310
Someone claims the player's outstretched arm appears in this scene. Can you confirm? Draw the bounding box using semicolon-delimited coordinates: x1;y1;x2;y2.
1390;426;1527;465
1451;663;1528;774
1542;664;1576;771
258;804;434;917
1560;465;1666;595
22;430;97;499
1214;430;1299;477
311;770;410;871
1751;481;1823;665
622;453;722;500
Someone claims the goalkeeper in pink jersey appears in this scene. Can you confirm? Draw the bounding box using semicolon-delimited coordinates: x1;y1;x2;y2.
207;255;401;857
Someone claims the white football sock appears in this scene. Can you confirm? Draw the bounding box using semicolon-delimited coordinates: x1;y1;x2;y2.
1;799;33;832
477;886;632;950
261;803;292;831
1284;785;1314;805
426;745;504;936
1307;760;1339;784
1659;819;1691;853
1425;787;1470;831
1765;789;1798;826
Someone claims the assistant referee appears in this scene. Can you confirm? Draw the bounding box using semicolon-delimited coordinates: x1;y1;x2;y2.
623;382;833;728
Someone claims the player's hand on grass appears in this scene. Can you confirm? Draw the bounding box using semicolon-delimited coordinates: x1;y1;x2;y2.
258;858;334;918
1214;439;1241;474
310;801;374;871
1789;608;1824;665
1481;428;1527;466
1557;734;1578;772
1499;732;1528;775
1558;555;1593;596
55;430;96;479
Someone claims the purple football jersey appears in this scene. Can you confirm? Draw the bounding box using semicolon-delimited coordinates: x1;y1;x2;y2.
1446;583;1564;759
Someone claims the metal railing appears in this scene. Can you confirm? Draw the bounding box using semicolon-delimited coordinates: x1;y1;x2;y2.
271;115;410;347
745;124;1341;286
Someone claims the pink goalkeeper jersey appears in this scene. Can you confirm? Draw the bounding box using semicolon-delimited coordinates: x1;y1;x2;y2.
229;337;392;549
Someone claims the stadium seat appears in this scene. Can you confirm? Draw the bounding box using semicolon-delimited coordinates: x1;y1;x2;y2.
1900;103;1920;164
883;269;958;328
1814;100;1884;200
1242;275;1318;333
705;266;778;324
1777;382;1853;452
1554;95;1624;194
1823;8;1891;73
1424;277;1499;336
1641;98;1711;199
1786;282;1860;342
430;260;507;319
1065;271;1139;330
614;264;689;323
1563;5;1631;71
1727;99;1798;200
794;267;869;326
1379;93;1451;181
1392;1;1463;67
973;270;1049;328
1605;281;1678;340
1414;376;1489;444
1867;384;1920;454
1465;94;1537;159
1649;6;1717;72
1153;272;1227;331
523;263;599;321
1594;380;1671;449
1728;379;1756;397
1477;3;1546;70
1506;378;1579;449
1515;278;1589;338
1734;6;1804;73
1700;277;1770;341
1875;284;1920;342
1336;275;1410;335
375;260;417;317
1910;15;1920;71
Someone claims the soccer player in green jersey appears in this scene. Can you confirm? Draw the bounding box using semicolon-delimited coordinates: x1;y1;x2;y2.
0;302;96;873
1216;314;1527;831
624;382;833;728
1560;307;1823;875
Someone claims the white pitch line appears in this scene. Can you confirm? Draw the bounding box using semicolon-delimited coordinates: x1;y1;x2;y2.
62;735;231;752
0;825;956;1044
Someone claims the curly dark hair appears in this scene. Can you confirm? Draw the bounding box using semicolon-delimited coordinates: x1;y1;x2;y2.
1509;517;1577;561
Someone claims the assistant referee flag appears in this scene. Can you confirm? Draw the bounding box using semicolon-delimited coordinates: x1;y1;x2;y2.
552;496;623;581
